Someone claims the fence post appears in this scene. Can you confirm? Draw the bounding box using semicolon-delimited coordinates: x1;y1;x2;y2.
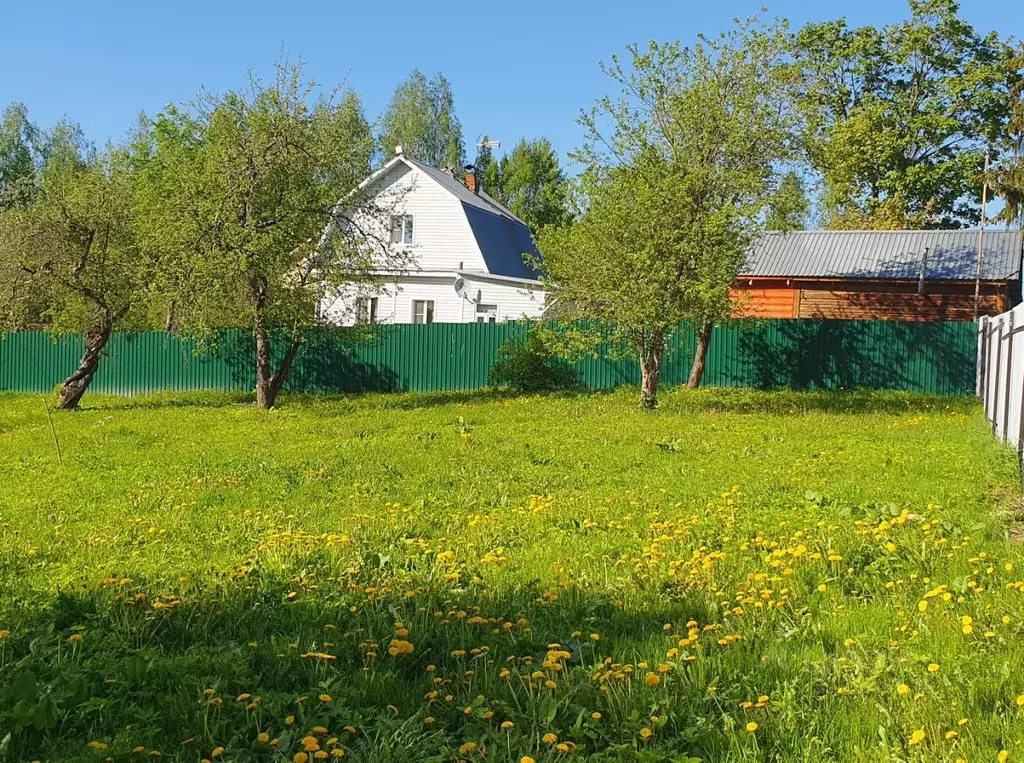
1004;311;1015;442
978;316;986;398
1016;323;1024;461
991;316;1004;435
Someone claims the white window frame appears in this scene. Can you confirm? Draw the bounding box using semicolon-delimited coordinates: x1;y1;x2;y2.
475;302;499;323
355;296;379;324
412;299;434;324
390;214;414;246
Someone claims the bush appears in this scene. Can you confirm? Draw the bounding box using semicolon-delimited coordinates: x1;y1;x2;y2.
488;333;579;393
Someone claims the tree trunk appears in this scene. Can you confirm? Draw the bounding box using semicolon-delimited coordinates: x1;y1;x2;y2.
254;312;274;409
251;270;303;410
254;326;303;409
267;333;302;406
164;300;177;333
687;320;713;390
639;329;665;410
57;322;112;409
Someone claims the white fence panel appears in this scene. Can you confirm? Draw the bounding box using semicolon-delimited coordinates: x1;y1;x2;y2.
978;304;1024;454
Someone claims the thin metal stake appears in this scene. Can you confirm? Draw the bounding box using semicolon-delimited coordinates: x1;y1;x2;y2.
42;399;63;467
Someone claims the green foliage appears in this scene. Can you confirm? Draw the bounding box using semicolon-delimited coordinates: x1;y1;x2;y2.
540;17;795;403
0;142;145;336
990;43;1024;226
483;138;572;232
377;69;465;169
765;171;811;231
1;390;1023;761
487;331;579;392
791;0;1020;228
0;103;41;209
132;61;388;406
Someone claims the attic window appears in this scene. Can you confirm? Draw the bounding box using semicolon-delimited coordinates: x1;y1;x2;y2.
390;215;414;245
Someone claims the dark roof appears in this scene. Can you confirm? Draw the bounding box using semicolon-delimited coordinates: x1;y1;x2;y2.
403;157;541;280
461;204;541;280
744;229;1024;282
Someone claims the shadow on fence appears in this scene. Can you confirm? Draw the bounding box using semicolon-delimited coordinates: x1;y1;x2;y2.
0;319;979;397
726;320;975;394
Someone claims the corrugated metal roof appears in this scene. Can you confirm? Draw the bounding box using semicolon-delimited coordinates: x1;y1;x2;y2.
403;156;541;280
744;229;1024;282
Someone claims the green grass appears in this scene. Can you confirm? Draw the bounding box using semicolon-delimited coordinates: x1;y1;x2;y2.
1;387;1023;762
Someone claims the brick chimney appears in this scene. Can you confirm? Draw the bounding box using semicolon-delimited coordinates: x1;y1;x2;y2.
463;164;478;194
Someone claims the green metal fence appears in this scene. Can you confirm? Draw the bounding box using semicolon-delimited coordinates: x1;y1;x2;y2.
0;319;979;396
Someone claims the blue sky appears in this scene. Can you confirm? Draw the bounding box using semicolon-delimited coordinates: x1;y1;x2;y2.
2;0;1022;163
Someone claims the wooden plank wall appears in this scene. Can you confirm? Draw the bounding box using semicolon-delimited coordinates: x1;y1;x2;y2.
732;288;798;318
796;291;1004;322
733;281;1008;321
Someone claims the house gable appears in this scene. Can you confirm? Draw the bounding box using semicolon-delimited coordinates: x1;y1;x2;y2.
355;158;489;273
397;157;541;279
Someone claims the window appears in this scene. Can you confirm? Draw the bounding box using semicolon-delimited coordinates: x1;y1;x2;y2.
475;303;498;323
413;300;434;324
390;215;414;245
355;296;378;324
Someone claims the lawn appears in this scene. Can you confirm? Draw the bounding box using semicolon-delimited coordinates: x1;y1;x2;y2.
1;387;1023;762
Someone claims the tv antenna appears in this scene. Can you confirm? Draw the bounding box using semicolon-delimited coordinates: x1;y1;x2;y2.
475;134;500;152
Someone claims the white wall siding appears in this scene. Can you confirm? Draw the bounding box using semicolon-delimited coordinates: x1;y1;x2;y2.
321;274;545;326
351;163;487;273
461;274;546;322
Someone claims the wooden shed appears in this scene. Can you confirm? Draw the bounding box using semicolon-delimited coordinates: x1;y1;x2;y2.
733;230;1024;321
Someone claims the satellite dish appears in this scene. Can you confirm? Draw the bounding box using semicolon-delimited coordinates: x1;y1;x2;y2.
454;277;466;297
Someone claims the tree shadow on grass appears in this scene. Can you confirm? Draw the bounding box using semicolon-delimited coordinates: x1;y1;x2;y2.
657;385;978;416
1;569;818;763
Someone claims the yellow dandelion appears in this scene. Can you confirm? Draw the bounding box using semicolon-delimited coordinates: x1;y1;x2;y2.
640;727;653;740
542;733;558;744
645;673;661;687
302;736;321;752
909;729;925;746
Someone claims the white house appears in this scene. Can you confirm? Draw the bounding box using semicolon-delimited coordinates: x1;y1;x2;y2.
320;152;546;325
